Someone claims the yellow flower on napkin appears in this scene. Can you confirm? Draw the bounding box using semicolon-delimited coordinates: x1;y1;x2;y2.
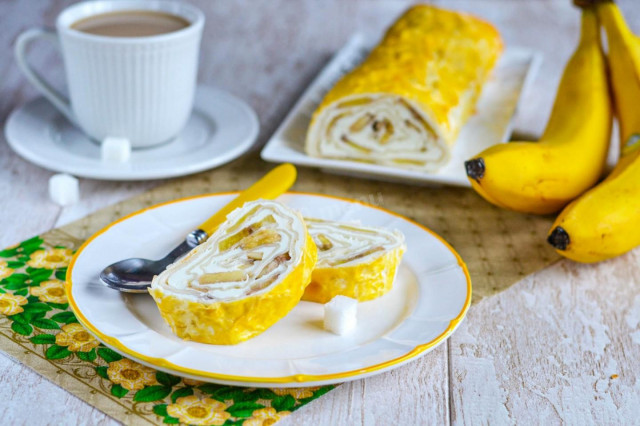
243;407;290;426
107;358;158;391
0;293;28;316
55;323;99;352
27;248;73;269
272;386;320;399
182;377;204;387
30;279;68;304
0;261;14;280
167;396;230;426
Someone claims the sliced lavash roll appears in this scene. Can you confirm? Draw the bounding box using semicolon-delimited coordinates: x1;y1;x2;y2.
305;5;503;171
149;200;317;345
302;218;406;303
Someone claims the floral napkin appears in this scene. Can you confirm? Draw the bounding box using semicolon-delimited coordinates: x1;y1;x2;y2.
0;236;333;425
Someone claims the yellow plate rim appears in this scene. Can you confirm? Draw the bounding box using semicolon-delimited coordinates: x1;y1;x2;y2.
66;191;472;384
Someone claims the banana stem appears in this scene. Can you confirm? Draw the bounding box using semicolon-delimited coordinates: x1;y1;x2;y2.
574;0;614;7
573;0;597;9
597;0;633;42
578;7;600;46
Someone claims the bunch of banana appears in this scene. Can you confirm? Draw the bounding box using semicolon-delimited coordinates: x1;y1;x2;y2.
548;0;640;262
464;5;612;215
466;1;640;263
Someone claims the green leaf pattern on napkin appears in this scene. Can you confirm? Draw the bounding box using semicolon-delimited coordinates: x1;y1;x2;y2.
0;236;334;425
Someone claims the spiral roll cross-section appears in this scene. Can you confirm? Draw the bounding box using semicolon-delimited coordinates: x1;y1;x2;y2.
150;200;317;345
302;218;406;303
306;5;503;172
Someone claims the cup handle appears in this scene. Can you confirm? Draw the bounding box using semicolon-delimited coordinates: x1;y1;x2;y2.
14;28;75;123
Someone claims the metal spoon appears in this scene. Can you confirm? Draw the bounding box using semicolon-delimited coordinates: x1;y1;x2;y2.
99;163;297;293
100;229;208;293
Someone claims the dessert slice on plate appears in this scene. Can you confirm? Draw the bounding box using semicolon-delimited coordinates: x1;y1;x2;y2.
303;217;406;303
149;200;317;345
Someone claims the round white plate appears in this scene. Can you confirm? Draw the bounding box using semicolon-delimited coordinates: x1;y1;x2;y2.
5;85;259;181
67;193;471;387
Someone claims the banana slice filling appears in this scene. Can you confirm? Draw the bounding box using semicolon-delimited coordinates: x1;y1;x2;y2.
149;200;317;345
305;5;503;172
308;96;446;167
302;218;406;303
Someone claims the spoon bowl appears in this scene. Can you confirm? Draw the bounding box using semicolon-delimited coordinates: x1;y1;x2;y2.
100;258;164;293
99;229;207;292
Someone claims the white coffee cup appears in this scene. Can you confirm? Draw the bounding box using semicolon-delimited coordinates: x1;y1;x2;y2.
15;0;205;148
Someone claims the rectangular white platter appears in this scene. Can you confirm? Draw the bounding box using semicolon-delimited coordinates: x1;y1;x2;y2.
261;34;542;187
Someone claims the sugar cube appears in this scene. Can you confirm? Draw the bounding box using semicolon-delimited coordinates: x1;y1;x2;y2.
48;174;79;206
101;137;131;163
324;295;358;335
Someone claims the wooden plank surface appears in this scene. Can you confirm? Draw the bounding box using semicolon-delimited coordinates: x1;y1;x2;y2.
1;0;639;425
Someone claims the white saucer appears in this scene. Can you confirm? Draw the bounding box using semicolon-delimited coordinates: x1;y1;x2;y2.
67;192;471;387
5;85;259;181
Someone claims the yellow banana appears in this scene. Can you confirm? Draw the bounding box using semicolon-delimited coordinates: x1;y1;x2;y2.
464;7;612;214
547;1;640;262
597;0;640;145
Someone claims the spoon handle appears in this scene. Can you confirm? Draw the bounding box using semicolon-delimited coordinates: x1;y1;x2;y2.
197;163;297;236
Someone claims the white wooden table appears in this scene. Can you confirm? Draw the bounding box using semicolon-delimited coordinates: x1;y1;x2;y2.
2;1;640;424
